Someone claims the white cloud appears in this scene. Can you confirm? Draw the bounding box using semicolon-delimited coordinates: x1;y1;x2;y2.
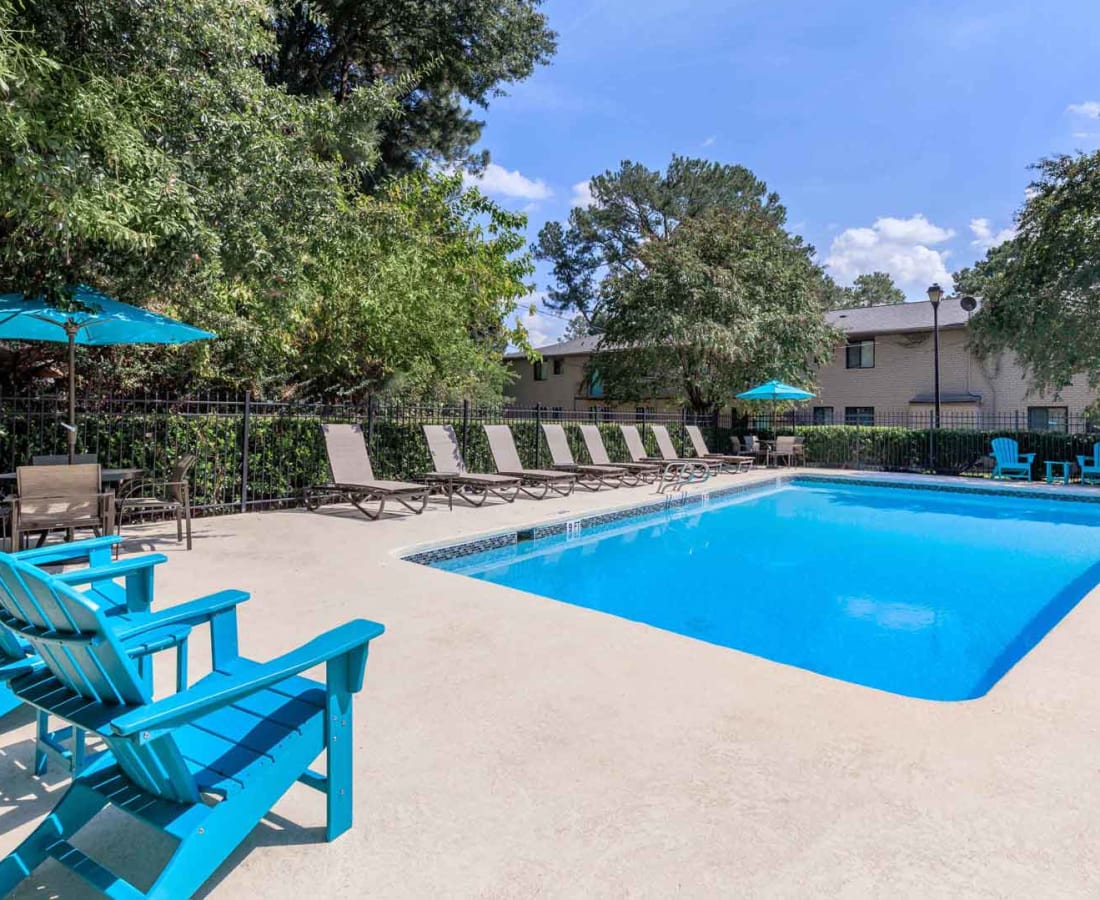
1067;101;1100;118
969;217;1015;250
463;163;552;201
825;214;955;293
570;180;595;208
701;136;716;148
515;309;569;349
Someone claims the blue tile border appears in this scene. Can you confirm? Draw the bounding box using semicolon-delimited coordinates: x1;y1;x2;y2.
402;473;1100;566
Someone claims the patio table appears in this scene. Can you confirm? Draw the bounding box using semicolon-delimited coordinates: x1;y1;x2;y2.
1044;460;1072;485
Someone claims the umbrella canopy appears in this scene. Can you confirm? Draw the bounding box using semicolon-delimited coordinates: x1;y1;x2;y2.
0;285;214;345
0;285;215;460
736;380;815;402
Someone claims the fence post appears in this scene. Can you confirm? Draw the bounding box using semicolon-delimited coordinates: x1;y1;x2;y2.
927;409;933;472
461;398;470;461
712;407;720;451
680;407;688;456
366;393;375;448
240;390;251;513
534;404;542;468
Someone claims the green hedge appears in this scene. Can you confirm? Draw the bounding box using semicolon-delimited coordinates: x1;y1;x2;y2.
7;410;1091;513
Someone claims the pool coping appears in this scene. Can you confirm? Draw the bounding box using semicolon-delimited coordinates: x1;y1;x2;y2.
399;470;1100;567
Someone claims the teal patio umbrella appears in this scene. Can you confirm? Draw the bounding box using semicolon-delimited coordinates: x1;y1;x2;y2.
0;285;215;461
736;379;815;430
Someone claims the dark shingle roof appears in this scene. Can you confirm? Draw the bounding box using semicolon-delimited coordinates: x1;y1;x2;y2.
506;298;981;360
826;299;978;337
504;334;603;360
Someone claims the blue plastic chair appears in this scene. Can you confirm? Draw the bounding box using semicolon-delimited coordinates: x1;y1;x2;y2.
0;550;384;898
990;437;1034;480
1076;442;1100;484
0;535;187;775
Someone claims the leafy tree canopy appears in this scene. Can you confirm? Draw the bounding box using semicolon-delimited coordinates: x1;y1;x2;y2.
957;151;1100;396
535;156;787;326
0;0;533;400
263;0;557;179
593;207;838;413
821;271;906;309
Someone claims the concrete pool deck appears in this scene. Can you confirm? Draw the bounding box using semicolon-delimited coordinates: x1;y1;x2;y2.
2;467;1099;897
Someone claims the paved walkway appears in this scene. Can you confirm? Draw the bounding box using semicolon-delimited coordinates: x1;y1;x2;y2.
2;468;1098;897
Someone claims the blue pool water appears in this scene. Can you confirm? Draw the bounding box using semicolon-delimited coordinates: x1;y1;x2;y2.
430;479;1100;700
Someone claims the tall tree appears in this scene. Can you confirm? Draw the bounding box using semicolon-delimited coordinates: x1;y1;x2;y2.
958;151;1100;396
263;0;557;178
825;271;906;308
535;156;787;325
0;0;534;399
593;208;838;413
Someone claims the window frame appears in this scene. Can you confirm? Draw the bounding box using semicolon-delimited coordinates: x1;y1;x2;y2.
552;358;563;376
1027;405;1068;433
812;406;835;425
533;360;547;382
844;406;874;426
845;338;875;370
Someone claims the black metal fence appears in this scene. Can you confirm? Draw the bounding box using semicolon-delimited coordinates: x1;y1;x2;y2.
2;394;1097;514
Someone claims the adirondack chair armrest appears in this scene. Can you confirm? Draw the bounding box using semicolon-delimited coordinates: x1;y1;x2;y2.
110;618;385;740
113;590;249;639
1022;453;1036;463
0;655;38;682
52;554;169;587
14;535;123;567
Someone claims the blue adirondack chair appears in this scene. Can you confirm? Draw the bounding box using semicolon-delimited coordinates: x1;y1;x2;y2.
1076;442;1100;484
0;535;184;775
990;437;1034;480
0;551;384;898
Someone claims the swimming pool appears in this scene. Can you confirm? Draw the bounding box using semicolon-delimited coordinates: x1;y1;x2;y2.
418;478;1100;701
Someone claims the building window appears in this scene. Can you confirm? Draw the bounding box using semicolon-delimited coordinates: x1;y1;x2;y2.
552;358;563;376
588;369;604;399
812;406;834;425
845;406;874;426
1027;406;1068;432
551;406;563;420
533;360;546;381
845;339;875;369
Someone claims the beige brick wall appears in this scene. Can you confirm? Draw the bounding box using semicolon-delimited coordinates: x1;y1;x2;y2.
508;327;1100;424
814;328;1099;425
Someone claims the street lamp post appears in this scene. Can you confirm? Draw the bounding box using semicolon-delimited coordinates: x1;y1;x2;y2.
927;283;943;429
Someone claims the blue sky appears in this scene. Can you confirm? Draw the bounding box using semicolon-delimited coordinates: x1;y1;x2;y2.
464;0;1100;347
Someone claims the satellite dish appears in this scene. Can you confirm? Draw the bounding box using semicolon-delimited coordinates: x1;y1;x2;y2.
960;296;977;312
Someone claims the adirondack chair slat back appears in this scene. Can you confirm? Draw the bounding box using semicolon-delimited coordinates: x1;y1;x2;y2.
579;425;612;465
423;425;468;475
685;426;709;458
322;424;375;484
0;554;199;803
991;437;1019;463
483;425;524;472
619;425;648;462
541;424;575;466
651;426;679;460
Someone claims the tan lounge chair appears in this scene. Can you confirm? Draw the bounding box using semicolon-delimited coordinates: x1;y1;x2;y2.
578;424;659;484
306;423;430;519
421;424;521;507
686;425;754;472
541;424;630;489
10;463;115;550
483;425;576;499
619;424;710;493
650;425;720;476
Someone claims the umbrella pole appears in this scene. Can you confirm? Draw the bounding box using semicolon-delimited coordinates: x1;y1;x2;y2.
67;328;76;464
